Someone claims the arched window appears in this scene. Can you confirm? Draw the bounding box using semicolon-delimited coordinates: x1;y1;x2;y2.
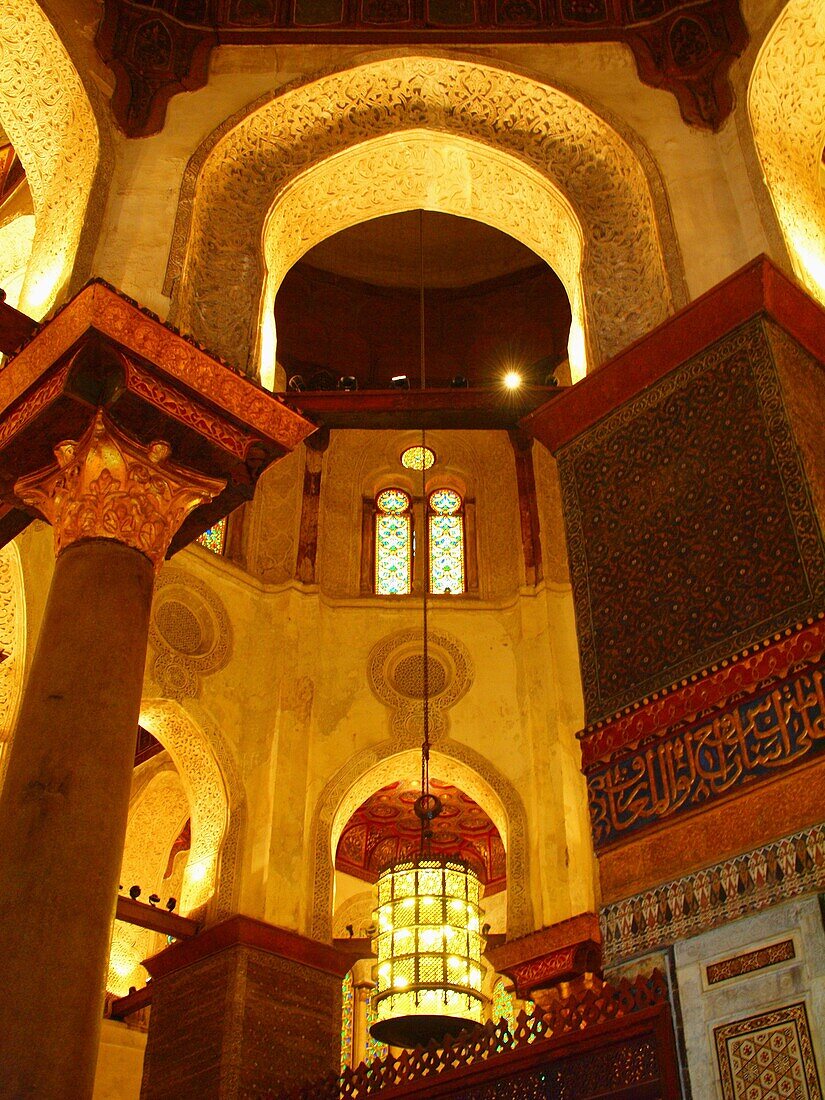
375;489;412;595
428;489;465;595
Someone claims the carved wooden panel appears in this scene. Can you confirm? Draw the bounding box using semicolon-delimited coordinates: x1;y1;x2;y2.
96;0;747;137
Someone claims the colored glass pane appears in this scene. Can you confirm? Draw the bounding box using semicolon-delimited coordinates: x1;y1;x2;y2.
341;971;354;1071
376;488;410;514
196;516;227;555
429;488;461;515
376;489;411;595
492;978;516;1030
366;993;388;1065
429;490;464;594
376;514;412;594
401;445;436;471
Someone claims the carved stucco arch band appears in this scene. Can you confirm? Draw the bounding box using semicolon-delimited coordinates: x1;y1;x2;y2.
139;698;232;915
168;55;681;387
0;1;98;317
308;740;534;942
749;0;825;309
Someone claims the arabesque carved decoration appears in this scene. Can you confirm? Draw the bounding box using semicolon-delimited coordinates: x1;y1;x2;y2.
307;738;533;942
14;410;225;570
169;57;680;384
95;0;747;138
149;567;232;698
0;2;98;317
139;698;234;914
748;0;825;309
367;627;473;745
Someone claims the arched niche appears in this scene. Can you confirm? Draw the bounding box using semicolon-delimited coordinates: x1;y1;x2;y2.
748;0;825;307
138;698;231;915
167;55;682;386
307;739;534;942
108;760;190;996
0;1;99;317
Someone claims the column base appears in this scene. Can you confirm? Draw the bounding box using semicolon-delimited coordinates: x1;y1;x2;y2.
140;917;352;1098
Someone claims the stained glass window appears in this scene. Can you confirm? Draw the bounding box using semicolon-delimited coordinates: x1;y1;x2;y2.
492;978;516;1030
375;489;412;595
196;516;227;555
429;489;465;594
341;970;354;1071
366;991;388;1065
401;445;436;471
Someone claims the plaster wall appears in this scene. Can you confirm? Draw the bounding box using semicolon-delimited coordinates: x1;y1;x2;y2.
111;428;594;940
92;1019;146;1100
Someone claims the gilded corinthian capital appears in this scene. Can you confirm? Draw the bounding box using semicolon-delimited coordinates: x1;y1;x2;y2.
14;409;225;568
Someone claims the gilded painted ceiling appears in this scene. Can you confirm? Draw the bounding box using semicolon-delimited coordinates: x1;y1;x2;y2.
335;779;507;894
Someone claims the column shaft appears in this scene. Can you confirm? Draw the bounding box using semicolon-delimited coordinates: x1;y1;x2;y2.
0;539;154;1099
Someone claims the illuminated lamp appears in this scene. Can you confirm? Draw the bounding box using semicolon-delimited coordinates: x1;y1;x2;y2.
370;848;485;1047
370;210;485;1049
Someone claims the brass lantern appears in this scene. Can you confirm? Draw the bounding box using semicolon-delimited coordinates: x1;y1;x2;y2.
370;854;485;1047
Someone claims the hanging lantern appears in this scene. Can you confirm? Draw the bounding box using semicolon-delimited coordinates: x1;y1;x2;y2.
370;853;485;1048
369;212;486;1050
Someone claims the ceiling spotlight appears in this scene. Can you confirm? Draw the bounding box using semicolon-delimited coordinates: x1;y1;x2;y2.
287;374;306;392
129;885;141;900
166;897;177;912
148;893;160;907
337;375;358;391
450;374;469;388
503;370;522;390
389;375;410;390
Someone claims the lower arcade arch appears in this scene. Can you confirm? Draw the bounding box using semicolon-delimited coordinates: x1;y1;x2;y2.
308;741;534;942
107;700;237;996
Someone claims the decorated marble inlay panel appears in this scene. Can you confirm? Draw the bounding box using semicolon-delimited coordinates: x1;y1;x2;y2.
706;940;795;987
586;662;825;848
559;319;825;724
714;1003;822;1100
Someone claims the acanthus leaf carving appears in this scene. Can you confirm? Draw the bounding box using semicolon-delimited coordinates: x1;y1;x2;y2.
14;409;226;569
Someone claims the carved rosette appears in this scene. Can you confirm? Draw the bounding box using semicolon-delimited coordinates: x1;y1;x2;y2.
14;409;225;569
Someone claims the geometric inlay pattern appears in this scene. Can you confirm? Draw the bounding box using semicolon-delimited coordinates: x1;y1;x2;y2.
559;318;825;723
714;1003;822;1100
706;940;796;987
599;824;825;966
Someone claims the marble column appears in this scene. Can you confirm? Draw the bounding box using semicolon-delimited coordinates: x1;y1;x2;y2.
0;411;223;1099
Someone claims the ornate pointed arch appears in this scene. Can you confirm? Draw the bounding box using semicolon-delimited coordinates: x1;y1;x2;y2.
306;738;534;942
0;1;99;317
167;55;684;386
139;698;244;918
748;0;825;308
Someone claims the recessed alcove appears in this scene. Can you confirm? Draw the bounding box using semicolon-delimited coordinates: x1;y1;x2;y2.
274;211;572;393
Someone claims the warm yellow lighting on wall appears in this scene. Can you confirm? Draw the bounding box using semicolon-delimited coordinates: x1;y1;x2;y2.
370;856;485;1048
